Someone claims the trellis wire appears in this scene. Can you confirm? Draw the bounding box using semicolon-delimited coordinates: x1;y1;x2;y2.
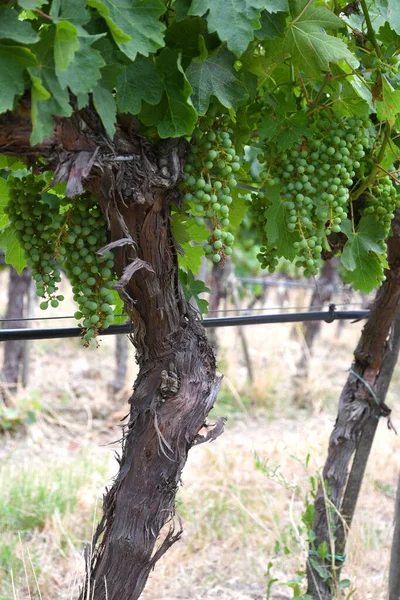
0;307;370;342
0;302;369;323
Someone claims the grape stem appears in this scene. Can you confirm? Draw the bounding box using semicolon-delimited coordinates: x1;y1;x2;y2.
375;164;400;185
296;68;311;105
360;0;381;58
310;72;332;108
350;123;391;202
34;9;53;20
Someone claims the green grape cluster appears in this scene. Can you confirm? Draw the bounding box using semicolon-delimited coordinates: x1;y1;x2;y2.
4;174;117;345
252;112;371;277
61;196;116;345
182;118;239;263
5;175;64;305
363;175;400;248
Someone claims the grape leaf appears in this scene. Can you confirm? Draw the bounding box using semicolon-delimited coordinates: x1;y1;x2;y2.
50;0;91;25
54;21;80;72
17;0;45;8
229;189;249;230
171;212;208;273
282;0;355;75
139;48;197;138
179;268;210;315
264;184;301;259
259;111;312;152
116;56;163;114
110;290;128;324
178;243;204;272
0;45;37;114
330;79;370;117
186;48;249;114
0;7;39;43
87;0;166;61
340;217;386;292
255;10;287;40
374;0;400;36
93;84;117;139
28;30;72;144
165;17;207;67
264;0;288;11
0;226;26;273
56;34;106;95
188;0;263;56
174;0;192;21
376;75;400;126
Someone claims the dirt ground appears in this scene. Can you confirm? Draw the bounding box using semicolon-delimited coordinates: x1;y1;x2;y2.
0;268;399;600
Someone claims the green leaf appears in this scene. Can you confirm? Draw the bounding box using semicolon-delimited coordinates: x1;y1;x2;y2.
0;7;39;43
87;0;166;61
317;541;329;560
179;268;210;315
374;0;400;36
116;56;163;114
139;48;197;138
178;243;204;272
259;110;312;152
50;0;91;25
341;217;387;292
188;0;263;56
171;212;208;273
92;84;116;139
54;21;80;72
0;45;37;114
110;290;128;324
229;189;249;230
56;34;106;95
263;185;301;259
0;226;26;273
28;29;72;144
330;79;370;117
186;47;249;114
264;0;288;11
165;17;207;67
174;0;192;21
255;10;287;40
282;0;355;75
18;0;45;8
377;75;400;126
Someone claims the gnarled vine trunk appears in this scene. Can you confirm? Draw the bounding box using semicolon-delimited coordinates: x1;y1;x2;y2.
81;169;221;600
0;105;221;600
306;212;400;599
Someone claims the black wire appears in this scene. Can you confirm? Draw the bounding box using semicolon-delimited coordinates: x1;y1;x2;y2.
0;303;368;323
0;308;370;342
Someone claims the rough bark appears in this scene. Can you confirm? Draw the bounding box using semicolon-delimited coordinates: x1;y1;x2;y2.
389;470;400;600
1;266;32;400
0;103;221;600
306;213;400;600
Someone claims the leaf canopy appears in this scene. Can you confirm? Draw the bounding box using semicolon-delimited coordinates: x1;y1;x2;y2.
0;0;399;297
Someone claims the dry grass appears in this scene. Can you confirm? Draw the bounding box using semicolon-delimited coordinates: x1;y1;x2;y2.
0;269;400;599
